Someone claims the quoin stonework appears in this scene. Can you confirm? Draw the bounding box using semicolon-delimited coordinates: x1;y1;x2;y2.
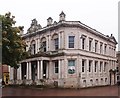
9;11;118;88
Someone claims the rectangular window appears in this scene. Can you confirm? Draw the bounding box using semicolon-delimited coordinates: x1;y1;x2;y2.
100;62;103;72
69;36;75;48
33;44;36;54
104;62;107;72
42;41;46;52
31;44;36;55
95;41;98;52
82;37;85;49
117;76;119;81
82;60;85;72
100;43;103;54
104;44;107;54
54;61;58;73
95;61;98;72
116;67;119;72
89;39;92;51
89;60;92;72
54;38;59;50
68;60;75;74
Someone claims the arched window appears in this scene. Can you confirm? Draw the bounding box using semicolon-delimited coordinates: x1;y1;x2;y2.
40;37;46;52
30;40;36;55
52;33;59;50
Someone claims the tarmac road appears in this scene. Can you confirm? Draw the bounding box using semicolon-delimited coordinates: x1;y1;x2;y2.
2;85;119;97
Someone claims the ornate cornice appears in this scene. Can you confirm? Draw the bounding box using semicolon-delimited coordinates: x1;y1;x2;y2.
22;21;117;44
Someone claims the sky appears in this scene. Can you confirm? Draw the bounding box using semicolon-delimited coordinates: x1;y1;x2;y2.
0;0;119;50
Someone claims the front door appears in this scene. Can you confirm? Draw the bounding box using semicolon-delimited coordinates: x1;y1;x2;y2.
31;61;37;82
43;61;47;79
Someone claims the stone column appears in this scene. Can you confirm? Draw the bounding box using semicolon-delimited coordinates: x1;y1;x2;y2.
26;62;29;80
49;61;52;79
61;60;64;79
9;66;14;80
64;57;67;78
29;62;31;80
46;62;49;79
86;59;89;85
19;64;22;80
40;60;43;79
37;60;40;80
17;64;22;80
58;60;61;79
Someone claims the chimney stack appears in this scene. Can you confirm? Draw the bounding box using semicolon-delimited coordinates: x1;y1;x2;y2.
47;17;53;26
59;11;66;22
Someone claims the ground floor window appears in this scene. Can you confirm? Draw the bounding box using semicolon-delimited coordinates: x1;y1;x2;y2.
54;61;58;73
68;60;75;74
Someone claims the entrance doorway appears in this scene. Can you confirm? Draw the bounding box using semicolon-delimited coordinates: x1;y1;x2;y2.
31;61;37;82
43;61;46;79
43;60;48;79
21;62;27;80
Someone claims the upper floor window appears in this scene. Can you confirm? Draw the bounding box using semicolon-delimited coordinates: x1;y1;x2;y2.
54;38;59;50
31;44;36;54
30;40;36;55
82;37;85;50
104;44;107;54
100;42;103;54
42;41;46;52
40;37;46;52
89;38;92;51
95;41;98;52
68;36;75;48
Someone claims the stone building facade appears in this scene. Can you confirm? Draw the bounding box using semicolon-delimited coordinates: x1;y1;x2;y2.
9;12;117;88
117;51;120;82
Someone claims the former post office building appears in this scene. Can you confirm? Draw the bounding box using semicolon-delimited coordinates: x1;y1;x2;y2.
9;12;117;88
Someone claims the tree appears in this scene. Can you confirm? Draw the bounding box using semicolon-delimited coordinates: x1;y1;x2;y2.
1;12;28;82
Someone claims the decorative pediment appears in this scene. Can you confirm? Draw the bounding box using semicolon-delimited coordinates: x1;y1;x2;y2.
109;34;117;44
27;18;42;33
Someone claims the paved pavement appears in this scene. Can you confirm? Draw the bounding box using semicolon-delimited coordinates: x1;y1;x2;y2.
2;85;120;96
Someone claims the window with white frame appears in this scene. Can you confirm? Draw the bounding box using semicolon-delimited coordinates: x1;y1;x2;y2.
104;62;107;72
104;44;107;54
89;60;92;72
100;42;103;54
105;78;107;82
42;41;46;52
82;37;85;50
100;62;103;72
30;40;36;55
95;41;98;52
68;36;75;48
89;38;92;51
54;38;59;50
68;60;75;74
54;61;58;73
82;59;86;72
95;61;98;72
